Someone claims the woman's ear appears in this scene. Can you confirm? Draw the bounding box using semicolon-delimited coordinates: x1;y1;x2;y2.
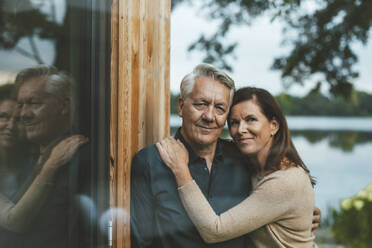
270;118;279;136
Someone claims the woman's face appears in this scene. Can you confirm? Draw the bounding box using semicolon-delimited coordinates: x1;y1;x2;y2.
0;99;19;149
229;99;278;162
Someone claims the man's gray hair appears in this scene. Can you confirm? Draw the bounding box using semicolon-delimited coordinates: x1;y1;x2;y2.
15;65;73;99
15;65;76;120
180;63;235;105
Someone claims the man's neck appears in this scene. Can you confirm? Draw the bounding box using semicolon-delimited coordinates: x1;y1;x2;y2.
180;129;217;171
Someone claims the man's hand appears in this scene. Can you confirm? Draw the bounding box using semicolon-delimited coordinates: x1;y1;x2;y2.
312;207;322;233
44;135;89;171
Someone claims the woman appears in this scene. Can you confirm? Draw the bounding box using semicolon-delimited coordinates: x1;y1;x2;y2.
0;84;88;235
157;87;317;247
0;84;34;200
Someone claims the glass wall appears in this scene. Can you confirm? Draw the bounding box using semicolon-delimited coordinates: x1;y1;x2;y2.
0;0;110;247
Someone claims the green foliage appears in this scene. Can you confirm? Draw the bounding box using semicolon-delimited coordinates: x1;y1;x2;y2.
171;90;372;116
173;0;300;72
276;90;372;116
273;0;372;99
172;0;372;98
331;184;372;248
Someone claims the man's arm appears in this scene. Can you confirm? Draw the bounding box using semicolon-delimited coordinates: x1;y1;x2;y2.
130;153;155;248
312;207;322;233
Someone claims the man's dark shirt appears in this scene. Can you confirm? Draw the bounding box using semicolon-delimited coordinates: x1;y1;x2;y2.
130;129;252;248
19;142;92;248
0;139;92;248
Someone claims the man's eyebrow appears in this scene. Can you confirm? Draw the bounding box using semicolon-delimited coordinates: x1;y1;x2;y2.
18;96;34;102
215;102;227;106
194;98;209;103
215;100;228;106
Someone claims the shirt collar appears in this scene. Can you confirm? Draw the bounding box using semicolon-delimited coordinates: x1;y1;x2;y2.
214;139;224;162
174;128;224;163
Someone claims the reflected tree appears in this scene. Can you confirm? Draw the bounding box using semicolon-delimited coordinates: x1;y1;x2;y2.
329;132;358;152
292;130;372;152
291;130;326;144
0;0;61;64
0;0;86;73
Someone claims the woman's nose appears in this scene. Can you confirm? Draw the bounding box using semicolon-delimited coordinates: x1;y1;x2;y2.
238;122;247;134
6;116;16;131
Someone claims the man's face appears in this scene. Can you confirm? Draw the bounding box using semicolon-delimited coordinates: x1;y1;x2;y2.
179;76;231;148
17;77;67;146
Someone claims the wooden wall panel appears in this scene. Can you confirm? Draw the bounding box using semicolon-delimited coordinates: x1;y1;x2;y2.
110;0;170;247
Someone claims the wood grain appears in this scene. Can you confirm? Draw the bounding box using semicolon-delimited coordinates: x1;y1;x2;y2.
110;0;170;247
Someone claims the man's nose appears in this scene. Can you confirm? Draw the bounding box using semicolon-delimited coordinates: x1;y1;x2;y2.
20;105;32;120
202;106;215;122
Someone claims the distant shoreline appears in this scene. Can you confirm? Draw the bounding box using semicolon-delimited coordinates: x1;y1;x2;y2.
170;115;372;131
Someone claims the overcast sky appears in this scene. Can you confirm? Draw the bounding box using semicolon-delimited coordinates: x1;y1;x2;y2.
170;2;372;96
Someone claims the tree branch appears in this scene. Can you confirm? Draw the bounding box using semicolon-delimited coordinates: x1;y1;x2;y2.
14;46;38;61
28;36;44;64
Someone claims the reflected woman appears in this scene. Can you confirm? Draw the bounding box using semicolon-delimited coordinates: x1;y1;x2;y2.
0;84;34;200
157;87;317;247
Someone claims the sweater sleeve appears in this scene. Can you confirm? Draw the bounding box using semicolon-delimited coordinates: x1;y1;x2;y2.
178;168;307;243
0;168;56;233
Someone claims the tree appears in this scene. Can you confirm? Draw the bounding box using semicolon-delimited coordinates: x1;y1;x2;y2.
0;0;96;72
0;0;62;65
172;0;372;99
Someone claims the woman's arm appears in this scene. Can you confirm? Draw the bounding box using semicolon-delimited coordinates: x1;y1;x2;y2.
0;135;88;232
156;139;312;243
177;169;308;243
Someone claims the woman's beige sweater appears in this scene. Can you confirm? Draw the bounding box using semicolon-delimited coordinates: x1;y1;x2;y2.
178;166;317;248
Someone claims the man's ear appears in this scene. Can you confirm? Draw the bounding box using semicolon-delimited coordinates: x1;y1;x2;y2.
270;118;279;136
178;98;184;117
61;98;71;116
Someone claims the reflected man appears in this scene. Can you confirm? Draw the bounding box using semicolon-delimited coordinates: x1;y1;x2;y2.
12;66;88;248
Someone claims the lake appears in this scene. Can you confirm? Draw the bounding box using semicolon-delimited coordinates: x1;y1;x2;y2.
170;115;372;217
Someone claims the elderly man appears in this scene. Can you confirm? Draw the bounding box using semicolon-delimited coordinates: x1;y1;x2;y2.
12;66;88;248
131;64;321;248
16;66;74;150
131;64;252;247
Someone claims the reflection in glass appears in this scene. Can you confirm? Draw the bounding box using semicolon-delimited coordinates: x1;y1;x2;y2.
0;83;37;246
0;66;90;247
0;0;110;247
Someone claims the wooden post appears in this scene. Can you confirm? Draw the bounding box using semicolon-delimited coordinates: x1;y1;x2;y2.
110;0;170;247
